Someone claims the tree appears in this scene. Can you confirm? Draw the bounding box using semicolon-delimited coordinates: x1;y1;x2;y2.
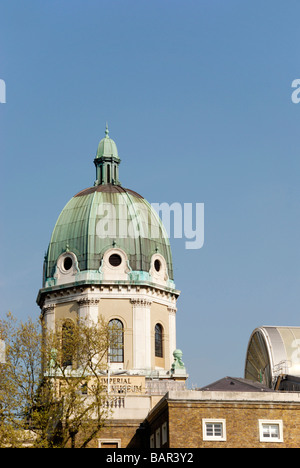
41;315;113;448
0;312;42;447
0;312;114;448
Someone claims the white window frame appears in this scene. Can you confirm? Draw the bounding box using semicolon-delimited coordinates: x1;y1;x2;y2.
162;422;168;445
202;419;227;441
259;420;283;443
155;428;161;448
98;439;121;448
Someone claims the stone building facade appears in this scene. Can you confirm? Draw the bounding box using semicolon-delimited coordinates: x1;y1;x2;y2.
37;127;188;448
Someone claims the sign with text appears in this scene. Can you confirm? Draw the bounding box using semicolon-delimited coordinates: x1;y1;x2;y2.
100;376;146;394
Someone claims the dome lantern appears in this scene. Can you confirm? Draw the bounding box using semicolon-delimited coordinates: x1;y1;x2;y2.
94;123;121;186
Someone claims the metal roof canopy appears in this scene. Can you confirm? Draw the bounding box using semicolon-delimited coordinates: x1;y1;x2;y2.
245;326;300;388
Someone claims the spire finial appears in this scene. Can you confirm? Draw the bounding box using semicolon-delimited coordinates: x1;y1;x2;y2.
105;122;109;138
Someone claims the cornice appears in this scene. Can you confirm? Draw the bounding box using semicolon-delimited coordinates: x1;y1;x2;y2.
37;280;180;308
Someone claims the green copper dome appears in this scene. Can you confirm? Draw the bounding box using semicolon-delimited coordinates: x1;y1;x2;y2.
43;128;174;287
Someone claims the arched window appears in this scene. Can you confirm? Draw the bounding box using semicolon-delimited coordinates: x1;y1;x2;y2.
62;320;75;367
108;319;124;363
155;324;163;358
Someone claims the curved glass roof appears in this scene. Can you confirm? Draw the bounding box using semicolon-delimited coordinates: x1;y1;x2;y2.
245;326;300;388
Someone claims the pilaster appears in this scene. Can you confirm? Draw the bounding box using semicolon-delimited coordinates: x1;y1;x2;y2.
131;298;152;371
77;297;100;324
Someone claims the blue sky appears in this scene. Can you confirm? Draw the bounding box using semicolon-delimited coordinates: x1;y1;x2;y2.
1;0;300;387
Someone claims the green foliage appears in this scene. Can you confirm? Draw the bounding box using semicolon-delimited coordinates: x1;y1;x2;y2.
0;313;112;448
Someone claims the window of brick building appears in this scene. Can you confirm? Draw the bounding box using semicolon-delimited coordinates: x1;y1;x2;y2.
155;428;161;448
162;422;168;445
150;423;168;448
259;420;283;443
98;439;121;448
202;419;227;441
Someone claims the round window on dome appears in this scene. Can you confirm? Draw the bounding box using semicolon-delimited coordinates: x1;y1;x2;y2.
109;254;122;267
63;257;73;271
154;259;161;272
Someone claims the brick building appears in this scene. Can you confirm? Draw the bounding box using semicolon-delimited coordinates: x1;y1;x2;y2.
146;378;300;448
87;377;300;448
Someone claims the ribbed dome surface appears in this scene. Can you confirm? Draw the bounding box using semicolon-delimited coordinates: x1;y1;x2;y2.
95;124;119;160
45;184;173;281
96;135;119;160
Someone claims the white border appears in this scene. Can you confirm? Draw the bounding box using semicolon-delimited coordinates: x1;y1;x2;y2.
98;438;122;448
258;419;283;443
202;419;227;441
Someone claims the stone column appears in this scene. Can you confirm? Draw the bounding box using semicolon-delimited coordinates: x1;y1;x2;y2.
168;306;177;368
77;297;100;325
131;298;152;371
42;304;56;332
0;340;5;364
